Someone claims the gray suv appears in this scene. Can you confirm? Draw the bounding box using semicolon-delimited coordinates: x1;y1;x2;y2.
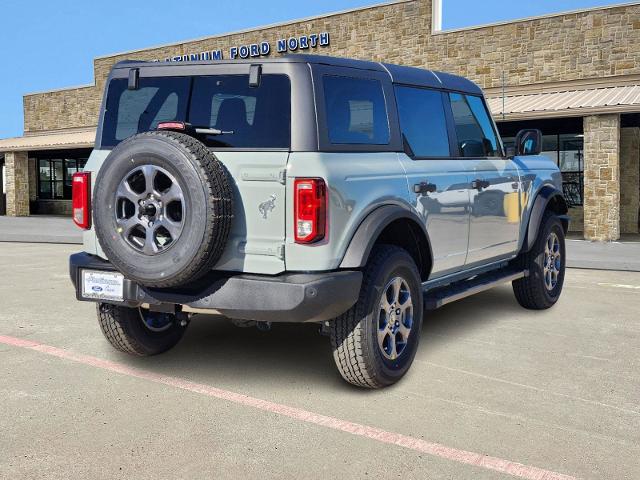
69;55;569;388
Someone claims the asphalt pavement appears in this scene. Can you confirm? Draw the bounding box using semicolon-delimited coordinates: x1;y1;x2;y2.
1;243;639;479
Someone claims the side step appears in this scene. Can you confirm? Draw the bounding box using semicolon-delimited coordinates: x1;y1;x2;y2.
423;268;527;310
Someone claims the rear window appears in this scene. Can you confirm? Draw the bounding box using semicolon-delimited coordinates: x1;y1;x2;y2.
101;74;291;149
323;76;390;145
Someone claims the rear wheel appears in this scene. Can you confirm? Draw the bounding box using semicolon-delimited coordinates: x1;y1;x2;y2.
330;245;423;388
97;303;187;356
512;212;566;310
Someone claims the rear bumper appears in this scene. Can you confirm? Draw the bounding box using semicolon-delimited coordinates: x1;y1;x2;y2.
69;252;362;323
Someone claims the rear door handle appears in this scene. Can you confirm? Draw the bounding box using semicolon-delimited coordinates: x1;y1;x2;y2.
471;179;490;190
413;182;437;194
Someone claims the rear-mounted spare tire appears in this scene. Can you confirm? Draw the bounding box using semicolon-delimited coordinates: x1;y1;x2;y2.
93;131;234;288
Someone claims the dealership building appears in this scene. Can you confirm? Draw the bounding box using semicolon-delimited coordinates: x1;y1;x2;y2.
1;0;639;241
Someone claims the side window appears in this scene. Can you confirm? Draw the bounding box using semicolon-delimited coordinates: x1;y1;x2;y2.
395;86;450;157
449;93;501;157
323;76;390;145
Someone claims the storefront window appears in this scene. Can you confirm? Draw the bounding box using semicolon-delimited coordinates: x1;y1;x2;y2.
502;132;584;206
38;157;87;200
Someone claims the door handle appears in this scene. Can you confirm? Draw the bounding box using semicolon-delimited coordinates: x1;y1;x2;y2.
471;179;490;191
413;181;437;194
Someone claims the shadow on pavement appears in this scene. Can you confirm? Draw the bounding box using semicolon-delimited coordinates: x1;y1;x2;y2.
113;285;523;389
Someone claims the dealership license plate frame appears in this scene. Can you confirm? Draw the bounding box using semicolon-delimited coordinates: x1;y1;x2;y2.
81;270;125;302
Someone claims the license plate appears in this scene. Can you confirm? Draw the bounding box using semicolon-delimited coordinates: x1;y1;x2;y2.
81;270;124;301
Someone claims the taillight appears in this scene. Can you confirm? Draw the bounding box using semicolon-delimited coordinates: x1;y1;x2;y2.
294;178;327;244
72;172;91;230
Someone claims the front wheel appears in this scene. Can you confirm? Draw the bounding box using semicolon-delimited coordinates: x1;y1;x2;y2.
330;245;423;389
512;212;566;310
97;303;188;356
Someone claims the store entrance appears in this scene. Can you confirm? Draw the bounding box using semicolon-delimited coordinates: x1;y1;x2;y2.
0;155;6;215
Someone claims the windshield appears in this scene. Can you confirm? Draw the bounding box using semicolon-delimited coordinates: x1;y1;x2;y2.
100;74;291;149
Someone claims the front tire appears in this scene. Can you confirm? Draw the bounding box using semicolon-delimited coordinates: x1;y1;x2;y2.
512;212;566;310
330;245;423;389
97;303;187;356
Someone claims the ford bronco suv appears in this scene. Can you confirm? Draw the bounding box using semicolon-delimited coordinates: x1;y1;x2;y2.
69;55;569;388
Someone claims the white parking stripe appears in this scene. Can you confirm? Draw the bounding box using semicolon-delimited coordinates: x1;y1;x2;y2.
597;283;640;289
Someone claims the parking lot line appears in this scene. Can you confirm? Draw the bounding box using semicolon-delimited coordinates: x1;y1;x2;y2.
0;334;577;480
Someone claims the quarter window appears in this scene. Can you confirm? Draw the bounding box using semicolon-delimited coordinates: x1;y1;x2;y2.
395;86;450;157
449;93;501;157
323;76;390;145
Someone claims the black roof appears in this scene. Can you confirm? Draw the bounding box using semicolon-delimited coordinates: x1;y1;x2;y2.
114;54;482;95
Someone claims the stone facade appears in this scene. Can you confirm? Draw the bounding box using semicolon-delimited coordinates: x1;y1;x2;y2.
9;0;640;239
620;127;640;233
583;115;621;241
5;151;30;216
22;0;640;133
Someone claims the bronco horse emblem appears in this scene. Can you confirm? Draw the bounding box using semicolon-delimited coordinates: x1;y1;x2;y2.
258;194;277;219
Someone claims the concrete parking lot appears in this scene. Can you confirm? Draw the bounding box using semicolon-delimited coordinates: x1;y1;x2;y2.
1;243;639;480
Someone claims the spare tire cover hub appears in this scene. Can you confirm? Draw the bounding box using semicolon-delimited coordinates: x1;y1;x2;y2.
115;164;185;255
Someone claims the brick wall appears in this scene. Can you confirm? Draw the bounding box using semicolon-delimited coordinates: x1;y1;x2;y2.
620;127;640;233
22;0;640;133
583;115;621;241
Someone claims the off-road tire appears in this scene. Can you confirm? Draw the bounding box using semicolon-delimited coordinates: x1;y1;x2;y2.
93;131;234;288
330;245;423;389
512;212;566;310
97;303;187;356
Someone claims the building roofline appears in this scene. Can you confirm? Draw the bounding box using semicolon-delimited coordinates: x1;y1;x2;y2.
484;74;640;98
23;83;94;98
93;0;413;60
434;0;640;34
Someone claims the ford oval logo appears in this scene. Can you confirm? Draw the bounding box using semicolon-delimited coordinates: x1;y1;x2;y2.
92;286;104;293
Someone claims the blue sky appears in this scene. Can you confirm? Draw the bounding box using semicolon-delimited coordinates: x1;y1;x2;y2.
0;0;626;138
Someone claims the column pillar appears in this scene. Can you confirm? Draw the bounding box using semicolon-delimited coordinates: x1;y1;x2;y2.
5;151;30;217
620;127;640;234
583;114;621;241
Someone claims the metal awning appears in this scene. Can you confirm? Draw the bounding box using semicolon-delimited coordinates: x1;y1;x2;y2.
0;128;96;152
487;85;640;121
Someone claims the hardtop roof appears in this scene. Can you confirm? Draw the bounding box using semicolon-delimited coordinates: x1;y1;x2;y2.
114;54;483;95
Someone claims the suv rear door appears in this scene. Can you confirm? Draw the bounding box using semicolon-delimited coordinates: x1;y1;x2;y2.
395;85;471;278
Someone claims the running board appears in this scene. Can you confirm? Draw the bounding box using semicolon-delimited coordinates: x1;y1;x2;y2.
423;269;527;310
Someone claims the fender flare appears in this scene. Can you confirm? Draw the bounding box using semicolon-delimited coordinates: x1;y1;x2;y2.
525;185;570;252
339;205;432;270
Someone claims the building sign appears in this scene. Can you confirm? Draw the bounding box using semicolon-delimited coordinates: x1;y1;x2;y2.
161;32;330;62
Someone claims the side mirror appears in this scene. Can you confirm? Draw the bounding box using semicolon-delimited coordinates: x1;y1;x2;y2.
514;129;542;156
